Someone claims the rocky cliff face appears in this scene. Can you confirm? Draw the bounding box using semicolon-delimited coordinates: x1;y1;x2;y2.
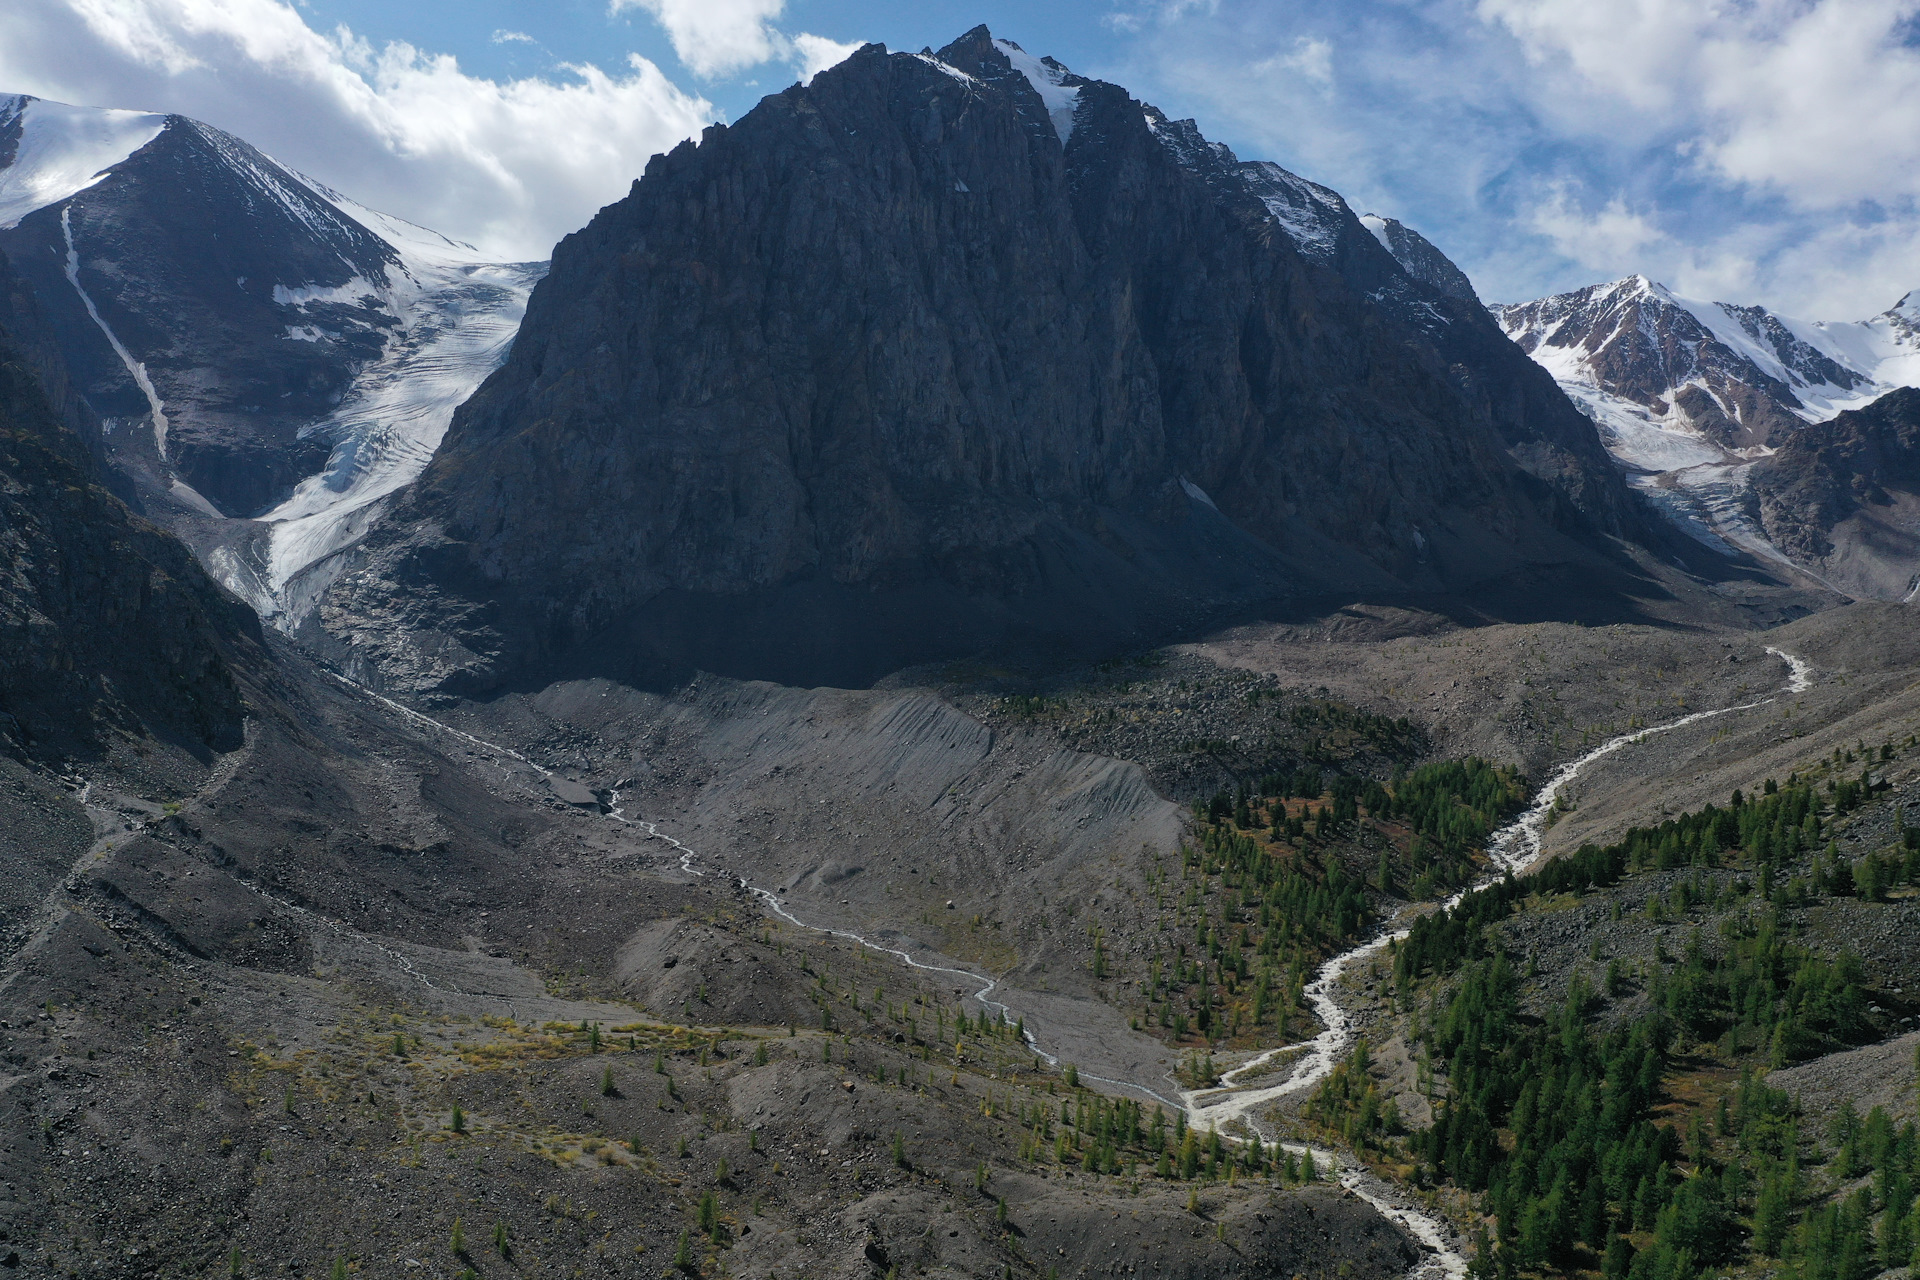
1143;113;1630;533
316;28;1639;693
1746;387;1920;598
1359;215;1480;305
0;249;257;764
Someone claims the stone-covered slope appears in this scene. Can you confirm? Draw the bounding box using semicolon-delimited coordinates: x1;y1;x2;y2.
0;249;258;763
319;28;1638;694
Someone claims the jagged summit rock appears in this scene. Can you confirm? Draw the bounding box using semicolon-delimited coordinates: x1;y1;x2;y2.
312;27;1639;694
1358;214;1480;305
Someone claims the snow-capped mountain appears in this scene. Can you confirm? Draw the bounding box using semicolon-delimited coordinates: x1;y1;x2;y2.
1496;276;1920;595
1497;276;1918;462
313;26;1637;694
0;93;542;626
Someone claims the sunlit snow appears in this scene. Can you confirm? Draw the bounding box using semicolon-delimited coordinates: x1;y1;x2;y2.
1239;162;1351;264
0;95;166;229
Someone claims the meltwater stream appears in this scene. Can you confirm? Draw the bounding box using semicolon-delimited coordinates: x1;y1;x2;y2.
325;647;1813;1280
1179;645;1813;1136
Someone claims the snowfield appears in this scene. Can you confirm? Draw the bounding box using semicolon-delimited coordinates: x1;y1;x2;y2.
0;95;166;229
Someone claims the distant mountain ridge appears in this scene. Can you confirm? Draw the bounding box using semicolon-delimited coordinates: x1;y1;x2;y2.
0;92;543;627
310;26;1645;695
1497;276;1918;463
1497;275;1920;597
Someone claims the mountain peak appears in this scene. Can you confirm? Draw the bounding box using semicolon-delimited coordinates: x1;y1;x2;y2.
1358;212;1481;304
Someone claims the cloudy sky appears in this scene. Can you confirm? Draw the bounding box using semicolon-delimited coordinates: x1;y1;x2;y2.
3;0;1916;319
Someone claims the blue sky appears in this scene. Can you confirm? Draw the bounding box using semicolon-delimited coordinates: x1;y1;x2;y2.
4;0;1918;318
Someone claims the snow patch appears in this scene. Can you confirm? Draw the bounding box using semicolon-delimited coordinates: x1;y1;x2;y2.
1179;476;1218;509
0;95;166;229
167;477;223;518
1357;213;1393;253
913;54;980;86
1240;161;1351;264
992;39;1081;145
273;277;381;308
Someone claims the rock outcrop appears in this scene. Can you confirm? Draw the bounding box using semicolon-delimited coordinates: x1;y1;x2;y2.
318;28;1640;693
1747;386;1920;597
0;249;258;763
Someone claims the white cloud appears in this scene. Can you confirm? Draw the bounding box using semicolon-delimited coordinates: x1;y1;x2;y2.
1104;1;1220;35
1253;36;1332;87
603;0;858;88
0;0;717;261
789;32;860;84
1106;0;1920;319
608;0;787;79
491;30;536;46
1477;0;1920;213
1524;182;1669;272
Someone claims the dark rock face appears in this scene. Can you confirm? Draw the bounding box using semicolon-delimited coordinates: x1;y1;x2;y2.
0;103;402;518
321;28;1635;693
1136;110;1627;528
1361;215;1479;304
1748;387;1920;584
0;250;258;763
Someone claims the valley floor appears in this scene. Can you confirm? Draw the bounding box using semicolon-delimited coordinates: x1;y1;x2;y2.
5;601;1920;1280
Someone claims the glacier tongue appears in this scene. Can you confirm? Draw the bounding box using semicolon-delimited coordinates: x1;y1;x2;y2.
254;205;543;628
